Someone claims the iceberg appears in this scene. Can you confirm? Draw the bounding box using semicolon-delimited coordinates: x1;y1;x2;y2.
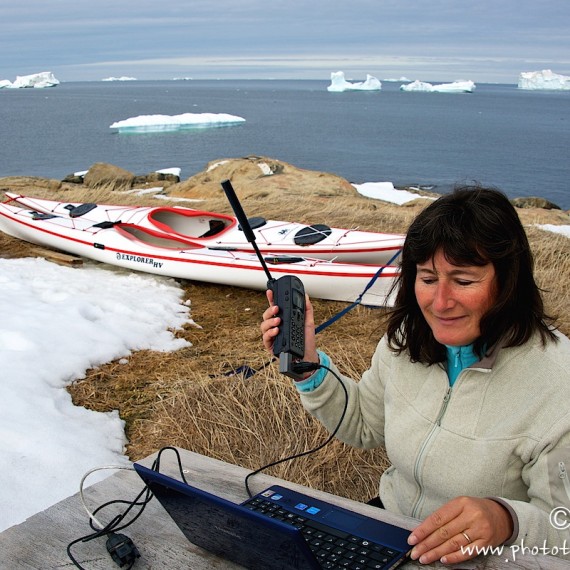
400;80;433;92
0;80;12;89
109;112;246;133
2;71;60;89
400;79;475;93
13;71;59;88
327;71;382;92
102;76;138;82
383;76;412;83
432;80;475;93
518;70;570;90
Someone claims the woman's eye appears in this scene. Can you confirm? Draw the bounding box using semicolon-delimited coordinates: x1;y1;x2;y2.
457;280;474;286
420;278;436;285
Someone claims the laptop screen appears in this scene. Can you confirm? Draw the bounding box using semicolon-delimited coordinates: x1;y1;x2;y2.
134;463;320;569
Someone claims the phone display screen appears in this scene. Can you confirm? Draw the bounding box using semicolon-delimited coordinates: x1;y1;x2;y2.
292;288;304;309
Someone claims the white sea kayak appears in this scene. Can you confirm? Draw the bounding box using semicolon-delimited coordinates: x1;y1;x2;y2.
0;200;399;306
4;193;404;265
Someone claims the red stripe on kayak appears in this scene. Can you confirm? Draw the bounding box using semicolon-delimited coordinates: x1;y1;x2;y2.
0;210;399;279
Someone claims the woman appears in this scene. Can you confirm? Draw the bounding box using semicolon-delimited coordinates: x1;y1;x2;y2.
261;186;570;564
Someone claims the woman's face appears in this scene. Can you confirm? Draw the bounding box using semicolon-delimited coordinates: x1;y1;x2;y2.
415;249;498;346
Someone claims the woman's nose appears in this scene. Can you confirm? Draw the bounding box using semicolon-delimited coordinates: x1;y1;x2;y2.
432;282;454;311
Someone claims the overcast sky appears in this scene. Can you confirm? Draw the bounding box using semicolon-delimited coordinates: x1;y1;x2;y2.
1;0;569;84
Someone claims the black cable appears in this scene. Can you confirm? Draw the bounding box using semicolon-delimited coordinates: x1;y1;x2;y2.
150;445;188;484
67;482;152;569
66;446;188;569
244;363;349;497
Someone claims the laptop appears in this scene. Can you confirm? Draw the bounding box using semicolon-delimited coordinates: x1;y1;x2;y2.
134;462;411;570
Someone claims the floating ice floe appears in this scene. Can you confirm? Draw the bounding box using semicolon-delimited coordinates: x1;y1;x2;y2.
518;70;570;90
400;79;475;93
102;76;138;82
0;71;60;89
327;71;382;92
109;112;246;133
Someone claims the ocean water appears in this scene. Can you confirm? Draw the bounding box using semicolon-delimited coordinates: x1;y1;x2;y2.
1;79;569;208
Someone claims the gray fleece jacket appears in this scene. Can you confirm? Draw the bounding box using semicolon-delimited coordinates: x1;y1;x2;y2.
299;331;570;557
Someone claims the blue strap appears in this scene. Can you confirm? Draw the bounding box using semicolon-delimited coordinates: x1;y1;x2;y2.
315;249;401;334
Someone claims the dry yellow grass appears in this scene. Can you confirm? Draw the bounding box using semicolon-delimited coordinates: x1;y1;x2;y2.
1;164;569;503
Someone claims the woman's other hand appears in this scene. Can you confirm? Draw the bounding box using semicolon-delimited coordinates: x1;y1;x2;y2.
407;496;514;564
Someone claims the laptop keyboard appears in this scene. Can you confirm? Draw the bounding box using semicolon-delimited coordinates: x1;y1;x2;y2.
243;496;400;569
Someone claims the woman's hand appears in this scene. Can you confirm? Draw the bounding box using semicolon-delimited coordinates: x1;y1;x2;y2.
260;289;319;366
407;496;514;564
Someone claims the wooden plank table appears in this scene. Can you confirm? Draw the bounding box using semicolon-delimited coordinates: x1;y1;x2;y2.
0;448;567;569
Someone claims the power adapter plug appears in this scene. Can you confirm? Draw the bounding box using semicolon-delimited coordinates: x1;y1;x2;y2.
106;532;140;567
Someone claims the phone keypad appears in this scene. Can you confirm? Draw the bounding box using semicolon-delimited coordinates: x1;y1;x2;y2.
291;310;304;355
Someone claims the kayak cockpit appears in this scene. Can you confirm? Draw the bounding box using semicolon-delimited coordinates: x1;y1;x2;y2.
116;225;201;249
149;209;235;239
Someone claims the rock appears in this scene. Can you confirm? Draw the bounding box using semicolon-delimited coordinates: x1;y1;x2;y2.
165;156;357;202
132;172;181;187
62;174;85;184
47;179;62;191
0;176;62;192
83;163;135;190
63;168;181;189
511;196;561;210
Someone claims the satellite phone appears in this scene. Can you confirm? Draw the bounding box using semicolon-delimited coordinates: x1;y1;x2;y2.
220;180;306;380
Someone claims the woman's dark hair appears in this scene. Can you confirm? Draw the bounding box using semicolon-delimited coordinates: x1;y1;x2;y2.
386;185;556;364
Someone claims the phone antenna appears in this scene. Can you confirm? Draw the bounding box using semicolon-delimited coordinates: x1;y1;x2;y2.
221;179;274;284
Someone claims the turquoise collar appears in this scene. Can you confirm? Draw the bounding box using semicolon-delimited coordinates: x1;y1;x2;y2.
446;344;479;386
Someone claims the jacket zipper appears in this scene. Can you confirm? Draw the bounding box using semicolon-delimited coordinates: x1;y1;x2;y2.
411;387;452;518
559;462;570;502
